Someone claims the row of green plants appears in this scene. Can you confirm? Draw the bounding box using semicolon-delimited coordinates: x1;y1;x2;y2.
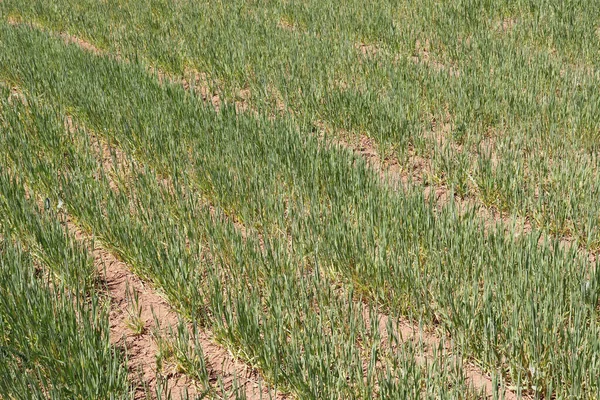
0;171;131;399
1;22;599;397
2;0;600;247
0;36;481;399
0;145;272;400
0;95;259;400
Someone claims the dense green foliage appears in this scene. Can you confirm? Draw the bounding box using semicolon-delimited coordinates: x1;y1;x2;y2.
0;52;473;399
3;0;600;246
0;173;129;399
1;1;600;398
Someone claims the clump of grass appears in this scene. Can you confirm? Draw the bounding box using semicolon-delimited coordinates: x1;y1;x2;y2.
125;280;145;335
0;210;129;398
153;316;210;391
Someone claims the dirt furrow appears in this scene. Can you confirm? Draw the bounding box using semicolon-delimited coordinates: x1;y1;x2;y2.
362;305;518;399
66;106;505;399
62;123;280;399
5;17;223;111
331;130;597;267
20;176;277;399
66;218;280;400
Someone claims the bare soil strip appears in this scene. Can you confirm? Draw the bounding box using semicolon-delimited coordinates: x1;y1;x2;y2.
68;126;281;399
70;219;195;399
67;218;281;400
364;308;518;399
331;130;597;267
409;39;461;76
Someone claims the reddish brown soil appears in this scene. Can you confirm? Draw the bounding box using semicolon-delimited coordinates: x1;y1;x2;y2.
356;42;380;57
60;31;103;55
362;306;518;399
276;17;296;32
6;85;28;106
67;218;282;400
153;67;222;112
59;119;281;399
494;17;518;34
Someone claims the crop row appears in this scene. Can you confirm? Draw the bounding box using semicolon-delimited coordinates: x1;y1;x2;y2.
0;155;269;399
0;171;130;398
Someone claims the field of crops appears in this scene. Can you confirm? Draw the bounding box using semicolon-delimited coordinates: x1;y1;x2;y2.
1;1;600;399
